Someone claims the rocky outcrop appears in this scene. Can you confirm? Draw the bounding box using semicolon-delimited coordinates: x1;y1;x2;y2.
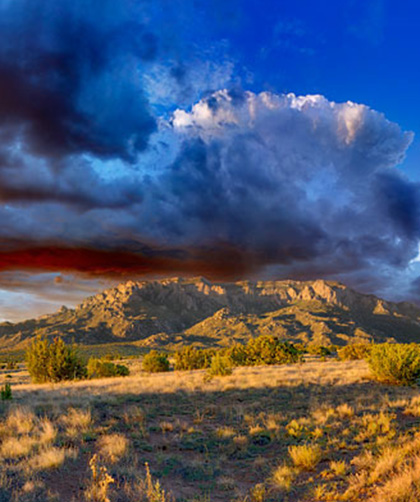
1;277;420;349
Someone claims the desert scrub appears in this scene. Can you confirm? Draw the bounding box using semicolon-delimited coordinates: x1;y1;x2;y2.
174;346;215;370
245;336;303;366
223;343;249;367
337;343;372;361
305;344;335;357
142;351;170;373
206;353;233;377
25;335;87;383
368;343;420;385
87;358;129;378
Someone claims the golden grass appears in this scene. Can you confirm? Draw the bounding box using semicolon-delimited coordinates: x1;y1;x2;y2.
0;435;37;459
2;358;420;501
329;459;348;477
61;406;92;437
6;405;35;434
269;464;296;491
370;456;420;502
11;359;370;407
98;433;129;463
288;443;322;471
37;418;57;445
28;446;77;471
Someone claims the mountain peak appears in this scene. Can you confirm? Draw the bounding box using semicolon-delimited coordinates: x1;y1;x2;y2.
0;277;419;351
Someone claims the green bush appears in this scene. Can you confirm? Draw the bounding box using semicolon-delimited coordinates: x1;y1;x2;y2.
1;383;12;400
306;345;334;357
223;344;249;367
87;358;130;378
25;336;87;383
206;353;233;377
337;343;372;361
245;336;302;366
368;343;420;385
142;351;170;373
174;346;215;371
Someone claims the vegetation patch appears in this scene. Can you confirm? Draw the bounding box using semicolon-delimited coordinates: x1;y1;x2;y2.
25;336;86;383
142;351;170;373
368;343;420;385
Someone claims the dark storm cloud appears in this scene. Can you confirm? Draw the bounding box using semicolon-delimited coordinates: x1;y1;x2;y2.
374;171;420;241
146;90;418;291
0;0;156;163
0;83;417;293
0;158;143;209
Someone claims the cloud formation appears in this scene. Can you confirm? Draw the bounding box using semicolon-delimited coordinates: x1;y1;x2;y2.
143;91;416;282
1;1;419;320
0;0;157;163
0;0;418;311
0;88;417;299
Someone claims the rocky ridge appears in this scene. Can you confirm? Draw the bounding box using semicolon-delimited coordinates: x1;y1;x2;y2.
1;277;420;350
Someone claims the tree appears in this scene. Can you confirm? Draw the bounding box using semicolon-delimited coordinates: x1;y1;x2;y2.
26;336;87;383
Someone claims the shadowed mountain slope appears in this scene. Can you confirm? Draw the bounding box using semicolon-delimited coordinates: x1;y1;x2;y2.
1;277;420;350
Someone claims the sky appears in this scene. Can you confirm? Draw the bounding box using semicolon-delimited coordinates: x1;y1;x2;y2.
0;0;420;321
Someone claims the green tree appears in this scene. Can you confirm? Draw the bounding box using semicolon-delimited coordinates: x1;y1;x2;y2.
26;336;87;383
174;346;215;370
246;336;302;366
142;351;170;373
207;353;233;377
87;358;129;378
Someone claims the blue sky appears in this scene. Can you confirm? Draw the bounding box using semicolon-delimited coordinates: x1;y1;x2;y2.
0;0;419;321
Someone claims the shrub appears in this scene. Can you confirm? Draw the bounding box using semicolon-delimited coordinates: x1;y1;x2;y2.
174;346;215;371
337;343;372;361
87;358;129;379
142;351;170;373
245;336;302;366
223;344;249;367
1;382;12;400
368;343;420;385
25;336;87;383
306;345;334;357
207;353;233;377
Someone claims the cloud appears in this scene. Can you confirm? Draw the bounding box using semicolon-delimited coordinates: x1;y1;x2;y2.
0;69;418;307
0;0;157;163
0;0;242;213
138;90;416;293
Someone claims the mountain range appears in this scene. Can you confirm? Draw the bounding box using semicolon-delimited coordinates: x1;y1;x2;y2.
1;277;420;351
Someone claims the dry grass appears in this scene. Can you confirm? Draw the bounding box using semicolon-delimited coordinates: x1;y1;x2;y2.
2;358;420;501
1;435;37;458
61;406;92;437
97;433;128;463
28;446;77;471
288;443;322;471
6;405;35;434
270;464;296;491
11;359;370;407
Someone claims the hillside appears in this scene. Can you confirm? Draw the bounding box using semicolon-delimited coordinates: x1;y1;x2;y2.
1;277;420;351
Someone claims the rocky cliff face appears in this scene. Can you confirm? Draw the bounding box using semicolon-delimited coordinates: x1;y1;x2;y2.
1;277;420;350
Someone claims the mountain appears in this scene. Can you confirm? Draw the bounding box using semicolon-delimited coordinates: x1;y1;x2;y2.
1;277;420;351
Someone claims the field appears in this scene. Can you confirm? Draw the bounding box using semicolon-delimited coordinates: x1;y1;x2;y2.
2;358;420;501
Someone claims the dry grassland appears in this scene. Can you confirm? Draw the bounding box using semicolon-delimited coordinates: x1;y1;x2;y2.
2;358;420;501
